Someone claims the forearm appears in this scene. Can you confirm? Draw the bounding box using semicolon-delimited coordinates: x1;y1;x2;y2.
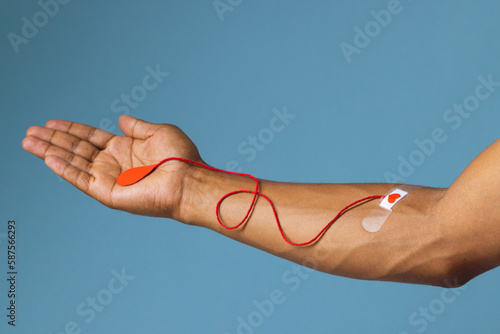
179;166;454;287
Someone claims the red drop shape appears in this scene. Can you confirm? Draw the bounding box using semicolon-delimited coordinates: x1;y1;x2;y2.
116;164;157;186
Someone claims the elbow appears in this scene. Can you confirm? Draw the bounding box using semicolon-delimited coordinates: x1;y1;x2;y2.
436;270;470;289
433;255;479;288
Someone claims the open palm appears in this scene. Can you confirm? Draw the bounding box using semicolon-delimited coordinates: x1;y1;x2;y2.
22;115;203;218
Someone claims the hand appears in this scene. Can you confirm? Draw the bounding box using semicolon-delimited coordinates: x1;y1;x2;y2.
21;115;203;218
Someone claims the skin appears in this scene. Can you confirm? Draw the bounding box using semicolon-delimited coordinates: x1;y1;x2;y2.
21;115;500;287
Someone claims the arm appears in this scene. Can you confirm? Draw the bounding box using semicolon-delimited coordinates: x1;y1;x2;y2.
182;170;448;286
21;115;500;287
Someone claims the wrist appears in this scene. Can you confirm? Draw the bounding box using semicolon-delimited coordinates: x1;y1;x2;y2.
175;163;254;228
175;165;209;225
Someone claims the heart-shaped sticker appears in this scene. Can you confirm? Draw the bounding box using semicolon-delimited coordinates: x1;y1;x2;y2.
388;193;401;204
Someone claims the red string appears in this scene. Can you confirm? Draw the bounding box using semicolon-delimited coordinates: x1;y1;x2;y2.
153;158;384;246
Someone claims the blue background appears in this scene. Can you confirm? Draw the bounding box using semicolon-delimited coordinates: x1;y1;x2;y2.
1;0;500;333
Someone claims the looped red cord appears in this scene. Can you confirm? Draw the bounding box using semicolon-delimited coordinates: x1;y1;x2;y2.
150;158;385;246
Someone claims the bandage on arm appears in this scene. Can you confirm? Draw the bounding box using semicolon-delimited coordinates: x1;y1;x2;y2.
362;185;422;232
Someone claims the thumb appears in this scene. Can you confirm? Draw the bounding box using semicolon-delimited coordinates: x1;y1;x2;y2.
118;115;162;139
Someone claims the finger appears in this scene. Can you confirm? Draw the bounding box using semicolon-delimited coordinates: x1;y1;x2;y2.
119;115;163;140
22;136;92;172
45;120;115;150
25;125;100;162
45;155;92;194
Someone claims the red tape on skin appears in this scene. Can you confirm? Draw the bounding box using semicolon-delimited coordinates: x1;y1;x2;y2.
117;158;385;246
